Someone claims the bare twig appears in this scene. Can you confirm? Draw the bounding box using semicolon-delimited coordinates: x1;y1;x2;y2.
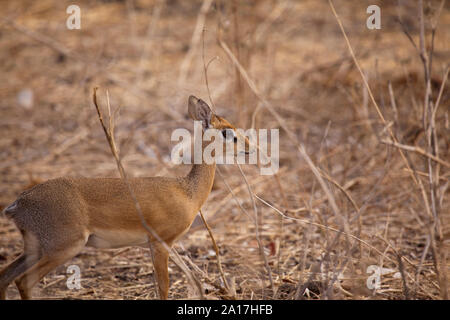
178;0;213;87
380;139;450;168
199;209;234;298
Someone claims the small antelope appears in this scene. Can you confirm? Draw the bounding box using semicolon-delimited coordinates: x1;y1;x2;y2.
0;96;249;299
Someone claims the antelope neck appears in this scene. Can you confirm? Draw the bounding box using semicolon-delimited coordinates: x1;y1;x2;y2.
185;134;217;207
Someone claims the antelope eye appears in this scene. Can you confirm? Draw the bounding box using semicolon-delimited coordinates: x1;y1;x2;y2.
221;129;236;141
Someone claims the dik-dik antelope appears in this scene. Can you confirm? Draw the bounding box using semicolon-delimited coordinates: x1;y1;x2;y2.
0;96;250;299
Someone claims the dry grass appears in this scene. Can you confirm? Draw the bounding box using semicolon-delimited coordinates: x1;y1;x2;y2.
0;0;449;300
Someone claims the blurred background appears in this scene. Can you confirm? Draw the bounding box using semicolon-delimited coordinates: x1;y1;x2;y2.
0;0;449;299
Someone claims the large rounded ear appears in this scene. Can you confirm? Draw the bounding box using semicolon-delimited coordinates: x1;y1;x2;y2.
188;95;212;130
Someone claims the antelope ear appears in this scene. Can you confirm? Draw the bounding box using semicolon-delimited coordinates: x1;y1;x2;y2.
188;95;212;129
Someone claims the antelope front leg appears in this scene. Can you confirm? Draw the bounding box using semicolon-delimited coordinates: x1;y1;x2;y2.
151;242;170;300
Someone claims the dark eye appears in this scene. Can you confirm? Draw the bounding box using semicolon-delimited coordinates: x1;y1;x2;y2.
221;129;227;138
221;129;236;142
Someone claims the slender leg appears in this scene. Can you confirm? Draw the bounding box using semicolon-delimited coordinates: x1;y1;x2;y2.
0;254;39;299
0;231;42;300
151;242;170;300
14;256;51;300
15;238;86;300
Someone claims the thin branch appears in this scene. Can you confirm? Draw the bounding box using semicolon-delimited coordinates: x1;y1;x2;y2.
202;27;219;112
199;209;234;298
380;139;450;168
178;0;213;87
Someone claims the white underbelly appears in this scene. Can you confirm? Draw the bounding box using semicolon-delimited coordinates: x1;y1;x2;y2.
86;229;148;249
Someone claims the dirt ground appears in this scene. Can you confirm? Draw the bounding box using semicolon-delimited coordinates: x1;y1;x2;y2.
0;0;449;299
